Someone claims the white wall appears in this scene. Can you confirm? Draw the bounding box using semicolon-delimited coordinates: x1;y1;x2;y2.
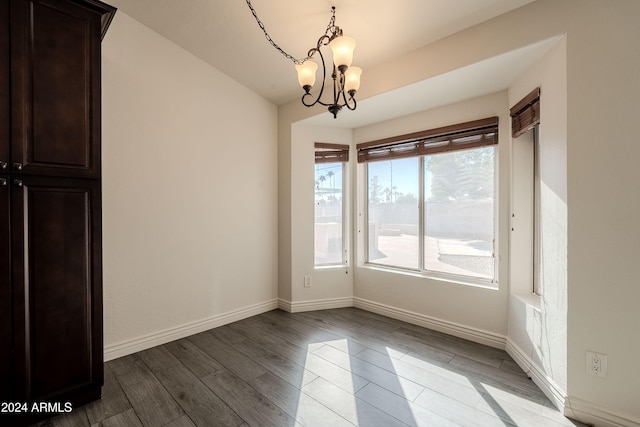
101;12;278;359
508;36;568;407
564;2;640;424
285;123;354;311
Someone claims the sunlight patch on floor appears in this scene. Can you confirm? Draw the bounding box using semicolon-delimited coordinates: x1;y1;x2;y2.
296;339;359;426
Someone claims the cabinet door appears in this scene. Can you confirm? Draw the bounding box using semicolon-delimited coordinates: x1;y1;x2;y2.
11;176;102;404
0;0;8;170
10;0;104;178
0;177;11;402
0;4;11;404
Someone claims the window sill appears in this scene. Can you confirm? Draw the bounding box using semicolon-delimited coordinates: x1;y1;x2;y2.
360;263;499;291
513;292;542;312
315;264;348;270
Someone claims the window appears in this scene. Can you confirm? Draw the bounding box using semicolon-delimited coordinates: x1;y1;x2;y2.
315;143;349;266
510;88;542;295
367;157;419;269
359;118;498;284
424;147;495;280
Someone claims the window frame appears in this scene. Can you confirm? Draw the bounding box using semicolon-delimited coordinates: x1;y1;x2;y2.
510;88;542;296
314;143;350;268
359;118;499;287
532;126;542;296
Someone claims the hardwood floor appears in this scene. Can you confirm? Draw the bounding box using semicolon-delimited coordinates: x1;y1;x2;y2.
32;308;586;427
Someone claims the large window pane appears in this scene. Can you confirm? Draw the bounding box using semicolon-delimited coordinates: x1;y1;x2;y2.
424;147;495;280
367;158;419;269
315;162;344;265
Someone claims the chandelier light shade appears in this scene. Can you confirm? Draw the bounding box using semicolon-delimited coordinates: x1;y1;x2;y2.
329;36;356;71
295;61;318;90
246;2;362;118
344;66;362;93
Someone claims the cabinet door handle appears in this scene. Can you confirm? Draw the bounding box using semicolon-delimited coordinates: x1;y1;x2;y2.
0;178;6;186
0;161;6;170
14;179;23;187
14;163;23;171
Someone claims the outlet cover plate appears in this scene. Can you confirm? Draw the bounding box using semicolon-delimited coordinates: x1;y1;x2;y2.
586;351;608;377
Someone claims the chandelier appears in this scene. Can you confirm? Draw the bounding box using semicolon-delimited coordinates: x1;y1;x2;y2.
246;2;362;118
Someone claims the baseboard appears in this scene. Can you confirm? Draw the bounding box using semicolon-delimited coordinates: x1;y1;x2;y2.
278;297;506;349
353;297;506;349
564;396;640;427
505;339;567;410
104;299;279;361
505;339;640;427
278;297;354;313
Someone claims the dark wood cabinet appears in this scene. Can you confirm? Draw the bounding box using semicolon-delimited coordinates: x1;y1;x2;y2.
9;0;113;179
1;0;115;425
11;177;103;404
1;0;9;169
0;179;11;402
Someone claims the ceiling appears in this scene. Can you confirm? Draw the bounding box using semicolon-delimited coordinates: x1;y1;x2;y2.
107;0;538;108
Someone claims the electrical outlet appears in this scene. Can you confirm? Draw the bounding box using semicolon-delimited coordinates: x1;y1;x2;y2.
304;276;312;287
586;351;608;377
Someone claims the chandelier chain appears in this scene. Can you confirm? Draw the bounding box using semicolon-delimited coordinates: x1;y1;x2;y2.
245;0;336;65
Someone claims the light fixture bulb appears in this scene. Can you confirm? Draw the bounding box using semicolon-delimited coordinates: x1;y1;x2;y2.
329;36;356;70
344;66;362;93
295;61;318;90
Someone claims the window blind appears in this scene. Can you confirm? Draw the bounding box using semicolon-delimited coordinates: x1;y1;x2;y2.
510;88;540;138
356;117;499;163
315;142;349;164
